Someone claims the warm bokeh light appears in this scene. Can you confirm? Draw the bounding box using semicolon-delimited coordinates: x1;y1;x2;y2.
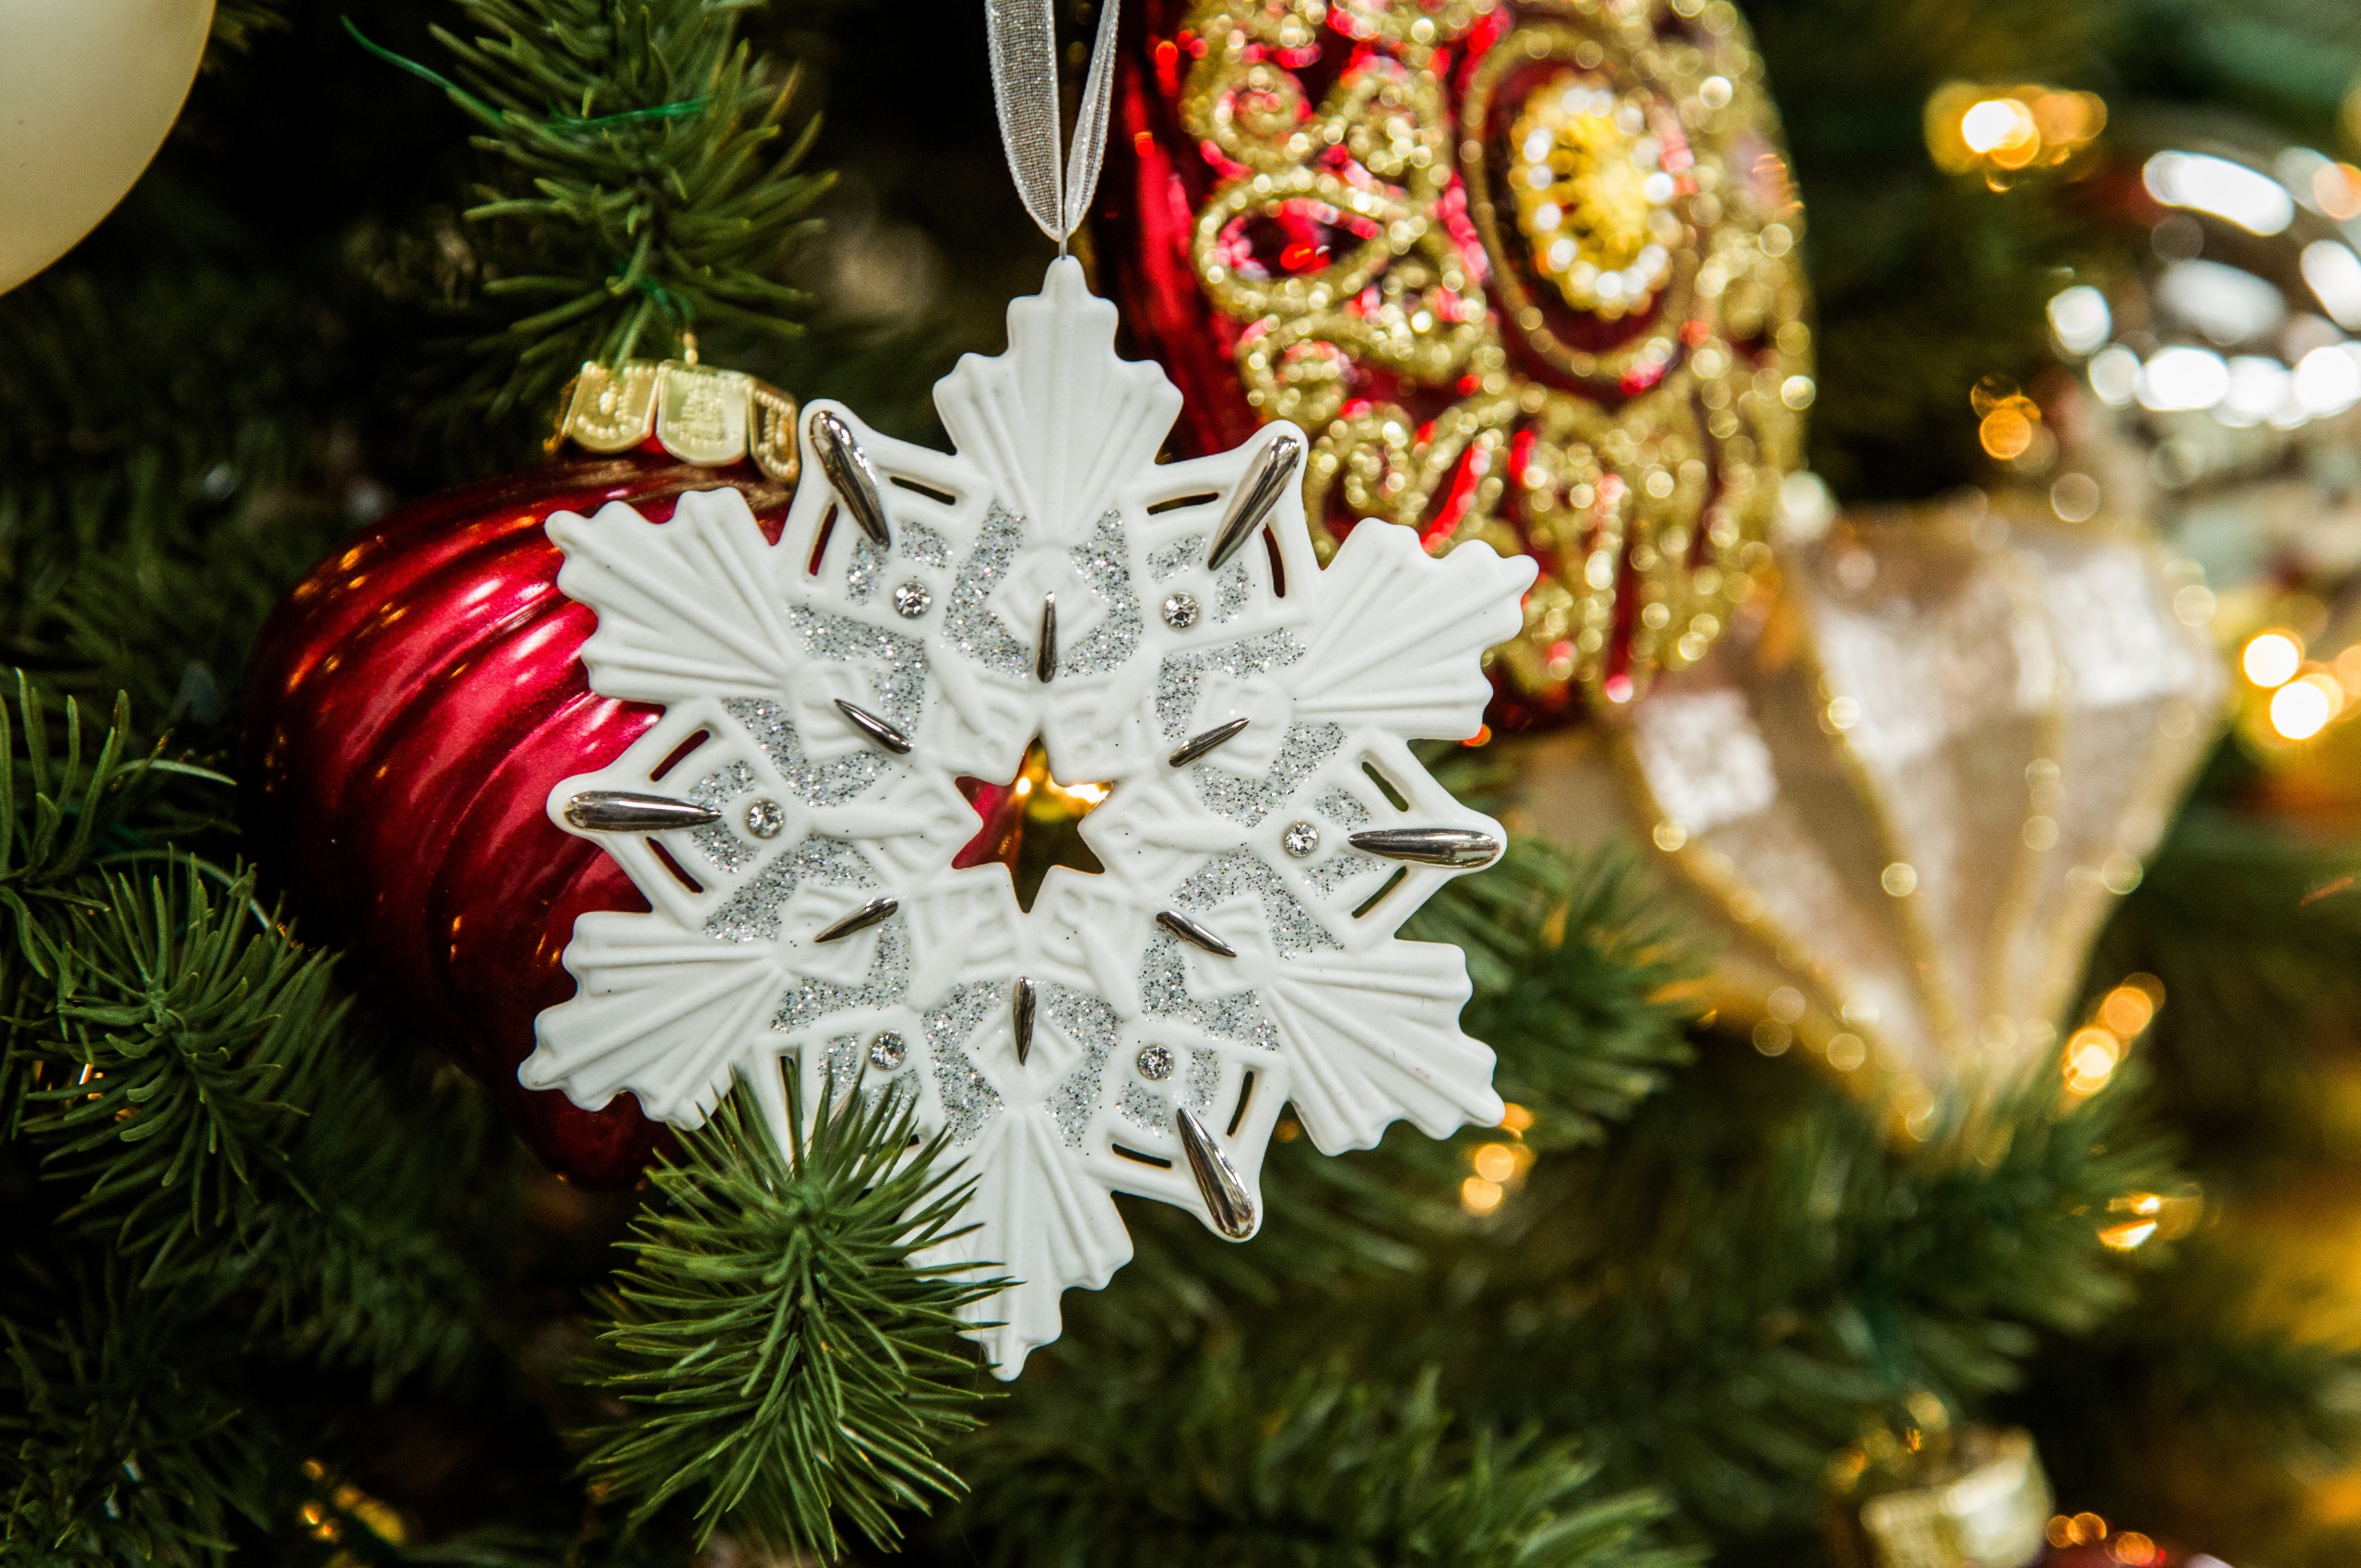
1959;97;2036;157
1460;1176;1503;1214
2110;1533;2159;1567
2097;983;2155;1039
2336;645;2361;695
2064;1027;2121;1096
1927;82;2106;182
1978;399;2037;458
2243;629;2302;687
1472;1143;1518;1182
2316;160;2361;220
2270;674;2337;739
1500;1101;1534;1134
2100;1193;2164;1251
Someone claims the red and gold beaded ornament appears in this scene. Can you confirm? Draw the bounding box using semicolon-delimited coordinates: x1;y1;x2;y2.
1096;0;1813;725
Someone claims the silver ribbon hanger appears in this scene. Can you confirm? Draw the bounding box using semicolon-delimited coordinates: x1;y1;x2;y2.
986;0;1121;251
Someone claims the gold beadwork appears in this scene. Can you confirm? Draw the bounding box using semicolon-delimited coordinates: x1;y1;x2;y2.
1173;0;1809;709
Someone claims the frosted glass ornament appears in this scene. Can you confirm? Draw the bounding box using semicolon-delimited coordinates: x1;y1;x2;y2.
0;0;215;294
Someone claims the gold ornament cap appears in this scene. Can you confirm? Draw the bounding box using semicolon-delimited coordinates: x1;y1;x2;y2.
552;357;800;483
1826;1420;2054;1568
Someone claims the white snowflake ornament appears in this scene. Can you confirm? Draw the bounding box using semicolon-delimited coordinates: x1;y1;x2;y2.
521;258;1538;1374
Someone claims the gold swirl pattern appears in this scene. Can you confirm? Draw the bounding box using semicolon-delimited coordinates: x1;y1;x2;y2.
1175;0;1810;712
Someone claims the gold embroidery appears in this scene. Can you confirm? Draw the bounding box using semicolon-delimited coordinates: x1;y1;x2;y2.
1175;0;1809;709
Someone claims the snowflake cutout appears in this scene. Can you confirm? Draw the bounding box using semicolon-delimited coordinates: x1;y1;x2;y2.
522;259;1537;1374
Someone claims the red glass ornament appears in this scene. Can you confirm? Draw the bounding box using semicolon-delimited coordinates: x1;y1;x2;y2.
242;451;791;1185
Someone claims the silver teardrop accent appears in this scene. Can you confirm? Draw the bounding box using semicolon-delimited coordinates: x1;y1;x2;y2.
809;410;892;550
1167;716;1250;769
813;896;898;944
835;698;912;755
1176;1106;1256;1239
1013;976;1037;1066
1037;593;1057;683
1206;431;1304;572
1347;827;1504;868
564;790;722;832
1157;909;1236;957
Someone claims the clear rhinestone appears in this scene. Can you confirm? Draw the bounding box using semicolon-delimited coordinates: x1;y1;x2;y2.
1134;1044;1174;1081
1161;592;1200;630
1282;820;1320;858
893;580;932;619
744;798;787;838
869;1031;908;1071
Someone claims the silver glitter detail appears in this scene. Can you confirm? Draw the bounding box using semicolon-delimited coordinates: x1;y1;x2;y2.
773;916;909;1029
1306;852;1384;897
1043;985;1116;1148
1283;821;1320;858
845;537;884;605
744;799;786;839
789;608;928;724
1062;511;1144;678
902;519;952;567
1191;721;1344;826
822;1034;863;1098
893;581;932;619
926;983;1006;1145
944;503;1033;678
1215;559;1251;624
823;1033;916;1118
868;1031;908;1070
1149;536;1204;580
1138;931;1281;1051
1135;1044;1174;1081
1154;630;1306;741
705;837;877;943
1161;592;1200;630
687;761;758;872
1173;851;1343;958
725;698;888;808
1314;788;1371;828
1120;1081;1168;1131
1183;1048;1221;1114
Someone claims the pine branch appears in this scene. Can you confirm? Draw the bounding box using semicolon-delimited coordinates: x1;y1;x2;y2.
945;1348;1697;1568
383;0;834;426
0;1256;267;1568
233;1046;510;1400
208;0;290;55
1408;837;1699;1153
18;863;342;1277
2013;1235;2361;1555
582;1081;998;1558
1443;1055;2181;1546
1063;835;1701;1361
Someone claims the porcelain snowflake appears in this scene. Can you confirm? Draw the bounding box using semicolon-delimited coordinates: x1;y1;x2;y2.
521;259;1537;1374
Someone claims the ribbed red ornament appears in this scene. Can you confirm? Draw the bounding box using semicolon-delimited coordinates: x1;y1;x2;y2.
242;451;791;1185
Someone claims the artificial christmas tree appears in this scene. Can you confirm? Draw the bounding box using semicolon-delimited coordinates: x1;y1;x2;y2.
11;1;2361;1566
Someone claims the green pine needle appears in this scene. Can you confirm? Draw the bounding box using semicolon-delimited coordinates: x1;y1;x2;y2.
583;1078;1000;1557
0;1259;266;1568
22;862;342;1276
951;1348;1698;1568
1409;836;1700;1152
397;0;833;425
